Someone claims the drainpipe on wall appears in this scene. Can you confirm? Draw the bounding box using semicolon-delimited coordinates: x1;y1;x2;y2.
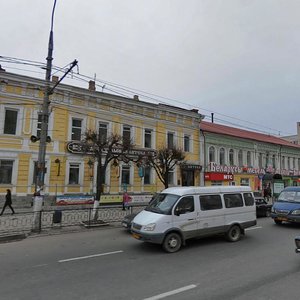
200;129;206;186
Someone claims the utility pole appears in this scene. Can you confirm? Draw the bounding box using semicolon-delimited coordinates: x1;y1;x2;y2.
33;0;77;231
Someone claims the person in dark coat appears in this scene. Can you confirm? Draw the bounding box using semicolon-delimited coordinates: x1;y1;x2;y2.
0;189;15;215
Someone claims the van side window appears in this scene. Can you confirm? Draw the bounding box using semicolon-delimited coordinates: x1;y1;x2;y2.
175;196;194;214
243;193;254;206
224;193;243;208
199;195;222;210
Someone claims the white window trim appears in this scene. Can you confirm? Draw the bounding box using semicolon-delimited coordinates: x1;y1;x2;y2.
166;131;176;148
65;160;83;186
119;162;133;192
68;115;87;141
143;127;155;149
32;110;54;139
122;124;135;144
0;105;23;136
143;166;153;185
97;120;112;136
183;134;192;153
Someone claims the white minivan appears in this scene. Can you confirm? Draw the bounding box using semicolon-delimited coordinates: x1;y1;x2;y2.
131;186;257;252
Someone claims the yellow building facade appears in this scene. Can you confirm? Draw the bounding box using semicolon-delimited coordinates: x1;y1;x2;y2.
0;71;203;204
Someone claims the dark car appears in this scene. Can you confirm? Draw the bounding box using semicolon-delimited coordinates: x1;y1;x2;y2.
295;236;300;253
255;197;272;217
121;213;137;230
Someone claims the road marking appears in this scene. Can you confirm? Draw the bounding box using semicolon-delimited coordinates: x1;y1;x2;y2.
143;284;197;300
245;226;262;231
58;250;123;263
32;264;48;268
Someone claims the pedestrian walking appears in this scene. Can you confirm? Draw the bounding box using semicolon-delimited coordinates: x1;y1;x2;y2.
122;192;131;210
0;189;15;215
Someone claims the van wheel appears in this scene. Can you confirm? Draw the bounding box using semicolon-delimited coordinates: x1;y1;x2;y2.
226;225;241;242
265;210;271;217
162;233;182;253
274;219;282;225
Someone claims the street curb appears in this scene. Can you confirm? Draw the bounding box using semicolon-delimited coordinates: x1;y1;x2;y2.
0;232;27;243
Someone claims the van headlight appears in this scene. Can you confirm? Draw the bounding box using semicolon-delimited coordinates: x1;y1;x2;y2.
291;210;300;215
143;223;156;231
271;207;275;213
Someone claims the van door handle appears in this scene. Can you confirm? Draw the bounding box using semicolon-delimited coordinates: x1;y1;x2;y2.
188;218;195;221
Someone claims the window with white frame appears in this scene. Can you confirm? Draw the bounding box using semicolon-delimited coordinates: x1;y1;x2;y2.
168;168;175;185
144;129;152;148
0;160;13;184
4;109;18;135
240;178;250;186
282;156;285;169
209;146;215;163
259;153;263;168
32;161;48;185
36;113;42;138
121;164;131;185
99;122;108;143
247;151;252;167
123;125;132;145
219;148;225;165
69;163;80;184
144;166;152;185
229;149;234;166
238;150;243;166
272;154;276;168
184;135;190;152
71;118;82;141
167;132;175;149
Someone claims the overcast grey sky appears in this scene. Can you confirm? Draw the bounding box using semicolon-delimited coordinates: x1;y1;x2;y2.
1;0;299;136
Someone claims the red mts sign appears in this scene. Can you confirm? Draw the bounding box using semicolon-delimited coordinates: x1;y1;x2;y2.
205;173;234;181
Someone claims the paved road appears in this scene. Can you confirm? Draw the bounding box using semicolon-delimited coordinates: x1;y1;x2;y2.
0;217;299;300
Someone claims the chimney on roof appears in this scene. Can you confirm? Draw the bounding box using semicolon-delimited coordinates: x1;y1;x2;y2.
52;75;59;83
211;113;214;123
89;80;96;91
133;95;139;101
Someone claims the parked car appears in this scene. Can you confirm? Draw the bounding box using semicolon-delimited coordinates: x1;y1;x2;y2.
121;213;137;230
295;236;300;253
255;197;272;217
271;186;300;225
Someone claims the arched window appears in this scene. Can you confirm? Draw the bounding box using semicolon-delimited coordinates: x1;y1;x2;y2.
238;150;243;166
247;151;251;167
209;146;215;163
219;148;225;165
229;149;234;166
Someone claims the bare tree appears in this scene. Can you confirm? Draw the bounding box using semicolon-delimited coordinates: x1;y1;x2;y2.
141;147;185;189
81;130;134;220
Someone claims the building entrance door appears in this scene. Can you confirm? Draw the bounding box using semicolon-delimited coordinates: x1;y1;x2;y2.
182;170;194;186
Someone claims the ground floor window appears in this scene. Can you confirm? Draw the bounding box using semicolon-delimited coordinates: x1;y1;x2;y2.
211;180;222;186
240;178;250;186
0;160;13;184
121;165;131;185
69;163;80;184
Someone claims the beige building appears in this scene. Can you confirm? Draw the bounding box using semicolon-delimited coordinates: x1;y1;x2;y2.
0;70;203;204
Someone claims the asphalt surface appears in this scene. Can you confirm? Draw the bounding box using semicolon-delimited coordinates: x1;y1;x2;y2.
0;217;300;300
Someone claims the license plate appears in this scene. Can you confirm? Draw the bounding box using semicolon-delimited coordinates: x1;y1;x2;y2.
277;217;287;221
132;233;141;240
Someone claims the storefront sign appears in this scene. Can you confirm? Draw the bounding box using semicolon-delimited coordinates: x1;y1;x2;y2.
208;162;300;176
67;141;156;157
180;164;202;170
205;173;234;181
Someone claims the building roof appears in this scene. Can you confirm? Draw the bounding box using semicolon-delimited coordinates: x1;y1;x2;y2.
200;121;300;149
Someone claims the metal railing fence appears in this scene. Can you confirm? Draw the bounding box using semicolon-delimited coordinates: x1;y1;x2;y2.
0;204;147;235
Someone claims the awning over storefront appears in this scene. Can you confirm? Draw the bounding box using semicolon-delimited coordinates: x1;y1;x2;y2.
180;164;202;171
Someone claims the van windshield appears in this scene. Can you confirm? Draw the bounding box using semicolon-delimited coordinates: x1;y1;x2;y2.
145;193;180;215
278;191;300;203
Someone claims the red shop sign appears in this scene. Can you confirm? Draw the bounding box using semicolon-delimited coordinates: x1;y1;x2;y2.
205;173;234;181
